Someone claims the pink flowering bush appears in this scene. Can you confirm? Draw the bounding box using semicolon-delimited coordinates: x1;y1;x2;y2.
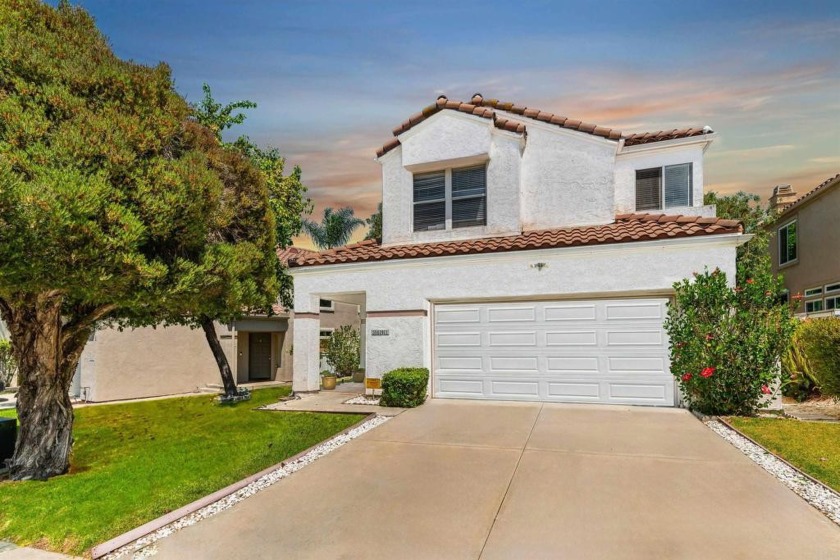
665;268;795;415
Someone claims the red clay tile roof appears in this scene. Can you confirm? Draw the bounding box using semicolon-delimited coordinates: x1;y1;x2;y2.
277;246;317;266
376;93;713;157
776;173;840;217
288;214;742;268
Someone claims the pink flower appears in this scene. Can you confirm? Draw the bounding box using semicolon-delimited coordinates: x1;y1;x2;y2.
705;333;714;341
681;373;692;382
700;367;716;378
746;278;754;284
792;293;804;301
761;385;771;395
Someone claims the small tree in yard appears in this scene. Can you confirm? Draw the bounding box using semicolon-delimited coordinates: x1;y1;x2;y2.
665;268;796;415
324;326;360;378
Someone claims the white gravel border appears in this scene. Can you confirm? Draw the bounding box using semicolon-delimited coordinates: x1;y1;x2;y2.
706;419;840;526
105;415;390;559
343;395;380;406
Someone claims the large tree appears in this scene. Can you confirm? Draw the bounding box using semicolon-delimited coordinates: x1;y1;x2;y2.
0;1;278;479
303;207;365;249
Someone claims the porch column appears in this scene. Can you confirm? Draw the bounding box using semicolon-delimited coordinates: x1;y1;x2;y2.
292;312;321;392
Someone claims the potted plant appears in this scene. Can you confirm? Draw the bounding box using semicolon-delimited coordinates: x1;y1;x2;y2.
353;367;365;383
321;370;337;390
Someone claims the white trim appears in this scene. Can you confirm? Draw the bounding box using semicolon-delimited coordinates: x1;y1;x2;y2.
804;286;823;298
291;232;749;277
824;282;840;294
617;133;717;155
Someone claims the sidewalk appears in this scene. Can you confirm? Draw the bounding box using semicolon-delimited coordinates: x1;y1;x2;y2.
0;542;78;559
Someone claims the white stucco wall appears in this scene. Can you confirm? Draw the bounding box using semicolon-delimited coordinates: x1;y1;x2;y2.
292;235;742;386
517;124;617;230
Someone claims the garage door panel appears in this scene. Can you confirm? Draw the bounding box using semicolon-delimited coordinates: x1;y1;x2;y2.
545;331;598;346
543;304;597;321
489;356;539;371
488;331;537;346
487;306;536;322
434;299;673;406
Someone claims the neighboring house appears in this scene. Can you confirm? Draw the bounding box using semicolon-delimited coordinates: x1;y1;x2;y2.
70;247;361;402
768;174;840;317
287;93;745;406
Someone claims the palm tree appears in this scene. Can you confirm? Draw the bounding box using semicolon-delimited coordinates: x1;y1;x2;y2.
303;207;365;250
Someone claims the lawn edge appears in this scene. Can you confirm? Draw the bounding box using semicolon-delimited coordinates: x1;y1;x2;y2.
716;416;840;499
91;411;375;559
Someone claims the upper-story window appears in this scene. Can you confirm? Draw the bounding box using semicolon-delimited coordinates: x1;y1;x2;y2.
635;163;693;211
413;164;487;232
778;220;797;266
319;299;334;312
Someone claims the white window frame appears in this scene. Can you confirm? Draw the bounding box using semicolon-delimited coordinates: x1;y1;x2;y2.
804;286;823;298
319;299;334;312
825;295;840;311
805;300;824;314
825;282;840;294
413;164;487;232
778;219;798;267
635;163;693;211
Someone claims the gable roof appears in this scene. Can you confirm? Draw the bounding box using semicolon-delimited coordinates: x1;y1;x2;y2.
775;173;840;219
277;246;318;266
288;214;742;268
376;93;713;157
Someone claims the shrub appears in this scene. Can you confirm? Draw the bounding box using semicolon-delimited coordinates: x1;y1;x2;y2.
782;322;821;401
380;368;429;408
324;326;360;377
665;268;795;415
798;317;840;398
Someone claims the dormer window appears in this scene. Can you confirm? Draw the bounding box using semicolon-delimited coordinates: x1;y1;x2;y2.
413;164;487;232
635;163;693;211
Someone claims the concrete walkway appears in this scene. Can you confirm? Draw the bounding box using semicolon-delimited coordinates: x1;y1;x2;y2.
153;400;840;559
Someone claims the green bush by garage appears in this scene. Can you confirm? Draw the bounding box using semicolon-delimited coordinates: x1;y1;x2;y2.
380;368;429;408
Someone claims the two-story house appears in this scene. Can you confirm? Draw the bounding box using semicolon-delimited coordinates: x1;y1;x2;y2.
769;174;840;317
288;94;745;406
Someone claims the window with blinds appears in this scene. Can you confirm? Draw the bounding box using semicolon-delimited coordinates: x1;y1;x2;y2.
664;163;692;207
412;164;487;232
413;170;446;231
635;168;661;211
451;165;487;228
635;163;693;211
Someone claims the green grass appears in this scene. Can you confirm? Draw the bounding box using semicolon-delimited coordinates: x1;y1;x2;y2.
728;417;840;493
0;387;361;555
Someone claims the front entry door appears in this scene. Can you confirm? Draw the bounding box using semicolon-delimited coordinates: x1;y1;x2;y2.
248;333;272;380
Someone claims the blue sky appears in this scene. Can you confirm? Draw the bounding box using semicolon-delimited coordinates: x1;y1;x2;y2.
65;1;840;225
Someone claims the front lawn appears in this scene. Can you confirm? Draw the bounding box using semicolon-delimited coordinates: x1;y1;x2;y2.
728;417;840;493
0;387;361;555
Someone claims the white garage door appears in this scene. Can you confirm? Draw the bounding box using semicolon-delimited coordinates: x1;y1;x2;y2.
433;299;674;406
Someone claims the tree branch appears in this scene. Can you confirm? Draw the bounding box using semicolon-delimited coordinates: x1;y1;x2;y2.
61;303;117;345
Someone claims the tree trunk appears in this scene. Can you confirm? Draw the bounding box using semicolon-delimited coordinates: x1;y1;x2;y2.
200;316;237;398
5;297;84;480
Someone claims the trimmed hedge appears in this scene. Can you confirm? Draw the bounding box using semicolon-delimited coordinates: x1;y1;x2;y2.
380;368;429;408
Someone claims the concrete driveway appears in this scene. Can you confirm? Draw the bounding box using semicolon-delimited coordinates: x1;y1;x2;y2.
154;401;840;559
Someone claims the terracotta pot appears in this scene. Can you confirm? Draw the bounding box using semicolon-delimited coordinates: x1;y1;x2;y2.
321;375;337;390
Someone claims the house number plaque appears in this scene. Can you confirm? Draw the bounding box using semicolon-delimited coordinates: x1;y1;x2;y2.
371;329;389;336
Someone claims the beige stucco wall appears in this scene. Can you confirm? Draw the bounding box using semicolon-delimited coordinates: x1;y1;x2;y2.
771;185;840;314
80;323;231;402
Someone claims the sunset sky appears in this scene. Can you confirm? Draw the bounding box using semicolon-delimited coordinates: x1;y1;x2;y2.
66;1;839;245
